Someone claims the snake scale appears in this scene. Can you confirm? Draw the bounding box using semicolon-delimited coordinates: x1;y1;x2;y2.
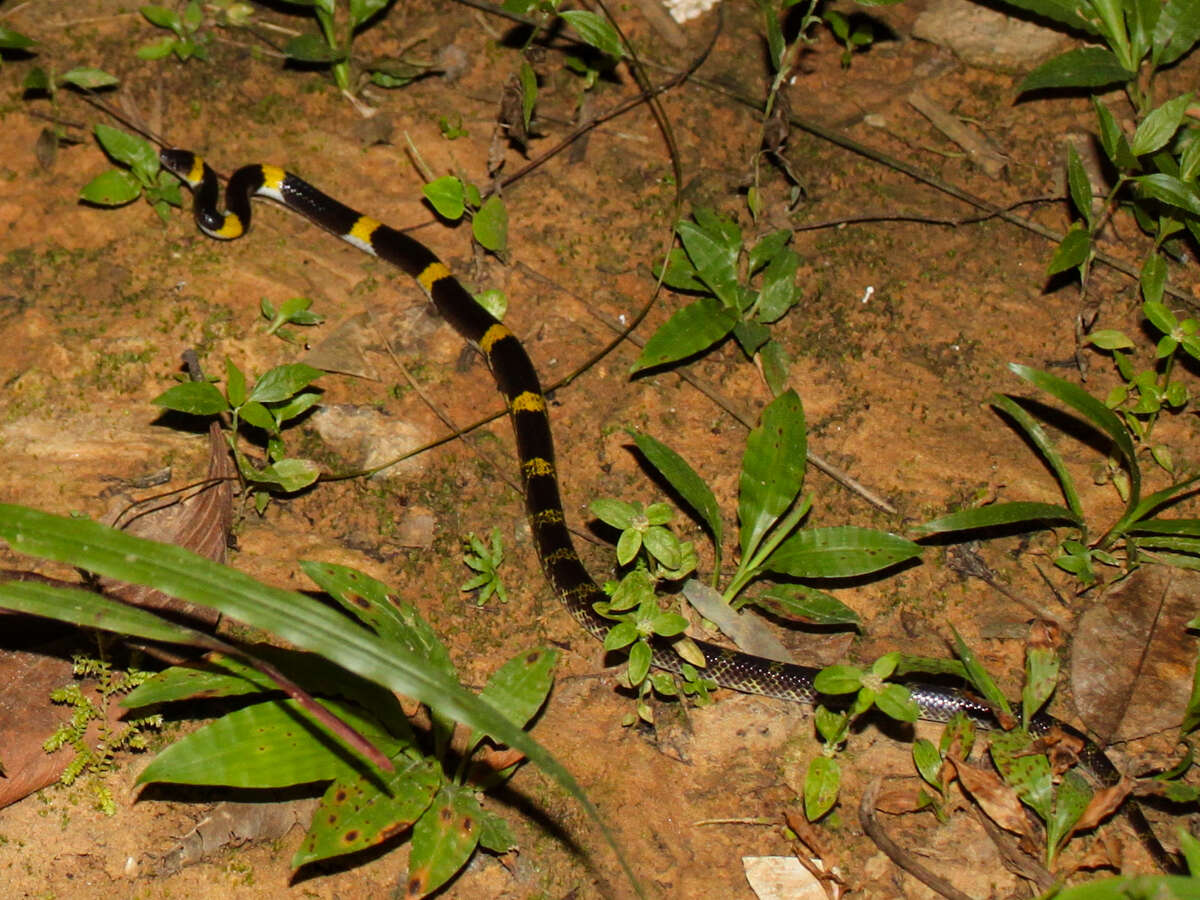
158;148;1172;870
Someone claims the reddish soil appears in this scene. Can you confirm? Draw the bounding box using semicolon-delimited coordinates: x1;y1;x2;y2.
1;1;1199;897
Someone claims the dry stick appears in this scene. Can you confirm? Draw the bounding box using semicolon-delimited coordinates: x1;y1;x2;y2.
973;809;1056;892
673;73;1198;309
858;778;979;900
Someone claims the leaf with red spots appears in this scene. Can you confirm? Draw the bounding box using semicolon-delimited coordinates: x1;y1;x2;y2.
292;756;441;868
406;786;483;899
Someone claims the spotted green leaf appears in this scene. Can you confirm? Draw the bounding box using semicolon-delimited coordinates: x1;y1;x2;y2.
739;389;805;560
766;526;921;578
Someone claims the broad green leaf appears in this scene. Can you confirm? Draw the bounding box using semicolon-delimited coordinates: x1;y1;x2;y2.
558;9;625;58
1133;173;1200;217
1022;646;1059;727
678;214;741;308
803;756;840;820
1154;0;1200;66
225;358;247;407
875;683;920;723
1144;299;1179;336
1092;98;1139;169
248;363;323;403
627;638;652;685
1047;769;1092;861
629;430;722;555
748;229;791;274
0;579;209;646
152;380;230;415
137;36;177;59
293;756;441;867
284;33;343;63
813;665;863;695
60;68;119;89
1086;329;1135;350
349;0;391;28
990;394;1083;518
80;169;142;206
140;5;181;29
1018;47;1132;94
476;805;517;853
657;247;705;292
472;194;507;254
0;25;34;48
913;502;1080;536
1066;144;1094;226
739;390;806;561
406;786;483;897
1047;223;1091;275
139;697;395;787
766;526;921;578
1131;93;1194;156
631;296;737;372
423;176;465;220
1140;254;1167;305
913;738;943;788
300;561;456;681
468;646;558;751
989;728;1053;820
951;627;1010;717
752;584;860;626
1008;364;1137;499
95;125;157;174
755;247;801;323
258;457;320;491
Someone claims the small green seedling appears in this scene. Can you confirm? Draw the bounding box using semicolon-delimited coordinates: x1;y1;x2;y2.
460;526;508;605
138;2;210;62
637;208;805;395
44;652;162;816
80;125;181;223
261;296;324;340
422;174;509;256
153;360;324;510
823;9;875;68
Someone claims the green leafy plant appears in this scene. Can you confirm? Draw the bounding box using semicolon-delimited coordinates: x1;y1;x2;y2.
79;125;182;224
125;561;554;893
275;0;436;94
44;652;162;816
1086;299;1200;454
0;23;34;62
22;65;118;100
594;390;921;722
1003;0;1200;310
153;360;324;510
421;173;509;256
636;208;805;395
822;9;877;68
138;2;210;62
917;364;1200;585
0;506;635;892
260;295;324;341
460;526;509;605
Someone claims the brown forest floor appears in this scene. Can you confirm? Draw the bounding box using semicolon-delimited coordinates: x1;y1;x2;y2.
2;0;1200;897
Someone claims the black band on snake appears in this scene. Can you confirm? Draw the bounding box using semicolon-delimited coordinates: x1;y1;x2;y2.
158;148;1173;870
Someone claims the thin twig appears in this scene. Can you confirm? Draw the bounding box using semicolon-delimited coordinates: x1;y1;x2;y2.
858;778;978;900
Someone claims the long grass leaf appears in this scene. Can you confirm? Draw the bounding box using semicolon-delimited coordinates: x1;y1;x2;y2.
765;525;921;578
914;501;1080;536
991;394;1084;518
629;430;723;557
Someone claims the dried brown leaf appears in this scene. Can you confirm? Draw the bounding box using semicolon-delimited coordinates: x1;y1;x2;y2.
948;755;1030;836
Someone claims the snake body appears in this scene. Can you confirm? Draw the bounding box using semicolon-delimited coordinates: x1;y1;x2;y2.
159;149;1170;868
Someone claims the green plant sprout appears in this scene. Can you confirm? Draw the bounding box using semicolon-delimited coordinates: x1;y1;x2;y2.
823;9;877;68
636;208;805;396
998;0;1200;311
44;652;162;816
153;360;324;511
261;295;324;341
1086;300;1200;456
79;125;182;224
460;526;509;605
0;508;635;893
274;0;436;95
917;364;1200;586
138;2;210;62
421;172;509;257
